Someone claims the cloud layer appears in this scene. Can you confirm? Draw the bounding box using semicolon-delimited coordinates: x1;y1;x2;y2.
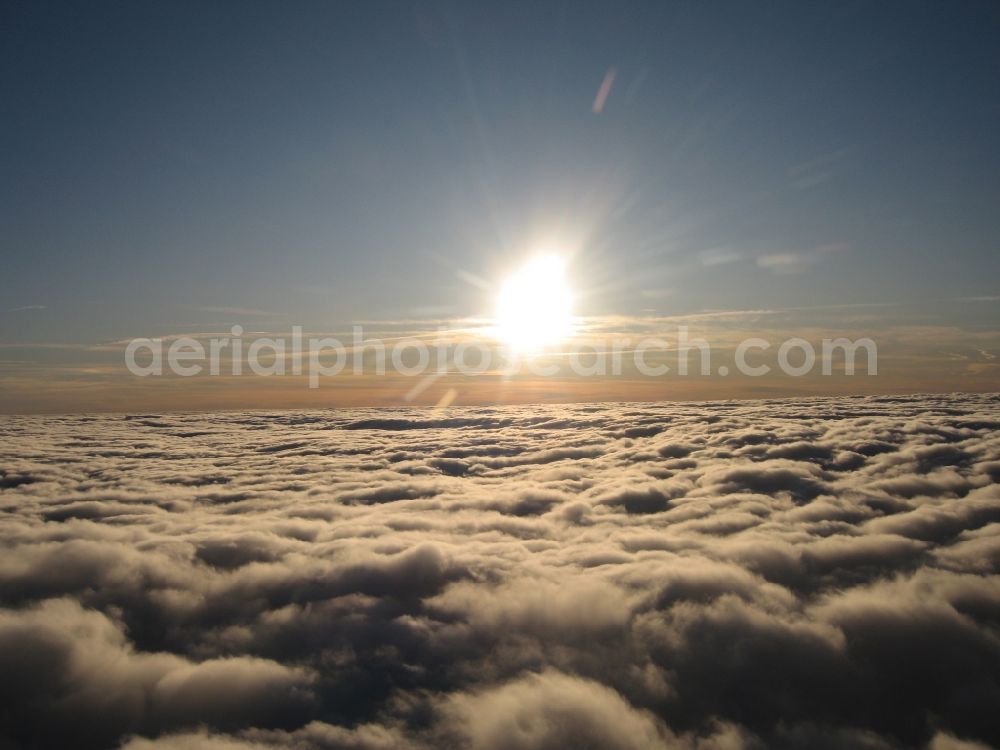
1;393;999;749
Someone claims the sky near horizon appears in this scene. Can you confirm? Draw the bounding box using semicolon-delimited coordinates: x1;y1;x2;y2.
1;1;998;410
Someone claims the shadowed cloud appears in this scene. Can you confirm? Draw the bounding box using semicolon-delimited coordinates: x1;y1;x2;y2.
0;393;998;749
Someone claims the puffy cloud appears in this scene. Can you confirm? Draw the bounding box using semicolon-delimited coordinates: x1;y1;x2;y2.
0;393;998;748
0;599;314;749
436;669;673;750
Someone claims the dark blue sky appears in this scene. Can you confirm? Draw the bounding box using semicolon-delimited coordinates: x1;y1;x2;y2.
2;0;998;342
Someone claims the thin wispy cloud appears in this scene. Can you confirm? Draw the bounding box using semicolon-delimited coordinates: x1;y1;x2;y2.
956;295;1000;303
756;253;814;274
196;306;281;317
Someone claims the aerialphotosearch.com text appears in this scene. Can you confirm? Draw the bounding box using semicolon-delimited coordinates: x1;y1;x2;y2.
124;325;878;387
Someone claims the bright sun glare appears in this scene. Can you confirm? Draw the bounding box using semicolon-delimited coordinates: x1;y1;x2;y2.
494;254;574;354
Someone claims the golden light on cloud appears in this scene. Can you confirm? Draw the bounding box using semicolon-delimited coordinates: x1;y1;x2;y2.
493;254;575;354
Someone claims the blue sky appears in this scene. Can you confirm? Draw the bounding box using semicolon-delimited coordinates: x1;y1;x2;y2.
0;1;998;409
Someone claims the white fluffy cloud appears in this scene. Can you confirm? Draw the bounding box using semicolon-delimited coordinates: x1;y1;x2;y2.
0;393;998;749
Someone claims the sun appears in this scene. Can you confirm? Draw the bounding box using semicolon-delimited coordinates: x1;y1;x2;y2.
494;254;574;354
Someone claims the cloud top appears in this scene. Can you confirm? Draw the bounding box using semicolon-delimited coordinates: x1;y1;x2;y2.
1;393;998;748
